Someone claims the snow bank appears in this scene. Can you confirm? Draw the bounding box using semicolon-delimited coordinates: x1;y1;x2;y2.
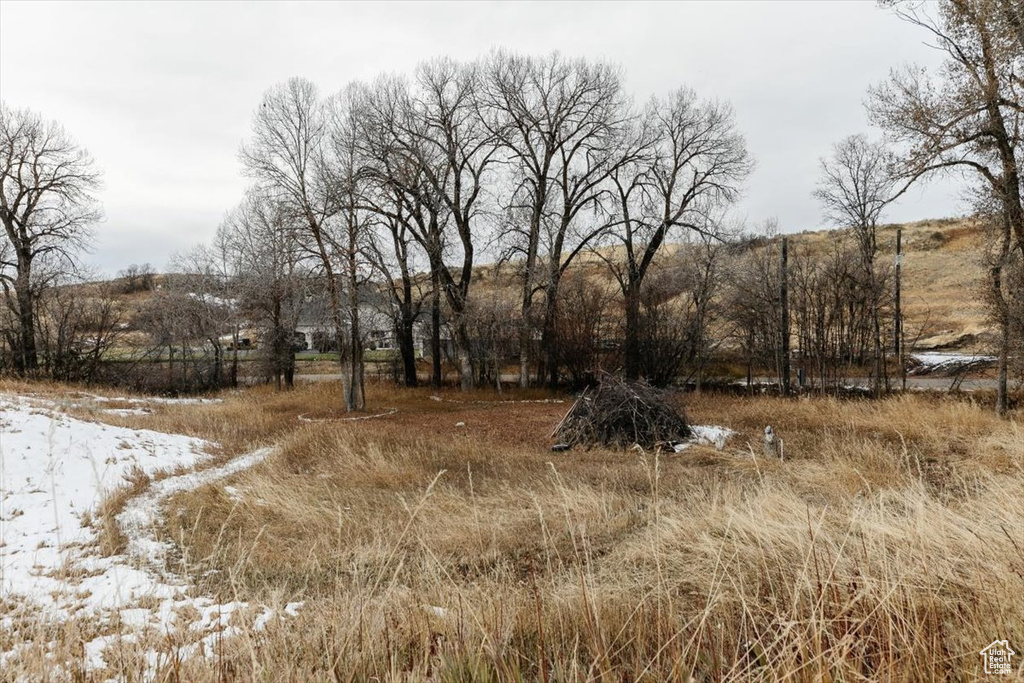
673;425;736;452
911;352;996;373
0;395;209;606
0;394;295;675
87;393;224;406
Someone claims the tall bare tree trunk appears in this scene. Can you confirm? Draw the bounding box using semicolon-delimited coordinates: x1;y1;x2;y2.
398;307;418;388
347;254;365;410
518;310;532;388
13;254;38;375
455;319;474;392
624;280;641;381
397;275;418;387
231;325;240;388
344;208;366;410
518;248;537;388
895;228;905;391
430;268;442;389
309;223;354;411
541;270;562;389
780;236;791;394
989;221;1013;417
991;262;1010;417
518;192;545;388
273;296;283;391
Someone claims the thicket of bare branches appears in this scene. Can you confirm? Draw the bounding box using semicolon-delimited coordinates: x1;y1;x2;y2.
217;189;308;390
607;90;752;382
814;135;899;396
115;263;155;294
554;376;691;449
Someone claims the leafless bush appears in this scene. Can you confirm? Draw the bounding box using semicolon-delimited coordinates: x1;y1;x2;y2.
35;283;123;383
550;272;613;387
463;291;518;389
115;263;156;294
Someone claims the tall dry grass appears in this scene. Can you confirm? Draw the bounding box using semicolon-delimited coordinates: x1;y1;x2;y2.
3;384;1022;680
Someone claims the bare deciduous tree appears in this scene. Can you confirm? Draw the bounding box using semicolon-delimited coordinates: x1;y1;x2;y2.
167;246;238;388
326;88;376;408
0;103;101;375
362;184;429;388
220;188;307;390
358;60;500;390
241;78;366;410
551;270;613;387
36;279;123;384
814;134;898;396
482;51;632;387
870;0;1024;413
352;75;448;388
608;89;752;381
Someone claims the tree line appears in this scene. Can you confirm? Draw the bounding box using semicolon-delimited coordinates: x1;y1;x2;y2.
1;0;1021;414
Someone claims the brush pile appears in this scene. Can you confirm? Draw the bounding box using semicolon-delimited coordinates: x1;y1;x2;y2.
553;377;691;449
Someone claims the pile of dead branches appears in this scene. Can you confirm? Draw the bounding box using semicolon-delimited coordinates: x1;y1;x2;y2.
553;377;691;450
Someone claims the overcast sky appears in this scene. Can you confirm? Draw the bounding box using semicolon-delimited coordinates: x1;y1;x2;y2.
1;0;963;277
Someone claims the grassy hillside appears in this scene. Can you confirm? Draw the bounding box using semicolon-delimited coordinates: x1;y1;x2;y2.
782;217;991;350
77;217;996;353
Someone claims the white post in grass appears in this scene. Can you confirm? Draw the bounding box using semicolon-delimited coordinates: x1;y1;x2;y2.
764;425;783;460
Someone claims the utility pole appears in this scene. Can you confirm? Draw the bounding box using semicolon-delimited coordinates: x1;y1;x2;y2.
894;228;905;391
780;236;791;395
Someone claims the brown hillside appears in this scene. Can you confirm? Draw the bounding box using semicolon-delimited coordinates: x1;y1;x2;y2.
72;218;994;352
783;217;991;350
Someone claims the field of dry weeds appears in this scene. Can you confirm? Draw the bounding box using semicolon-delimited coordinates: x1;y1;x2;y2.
2;380;1023;681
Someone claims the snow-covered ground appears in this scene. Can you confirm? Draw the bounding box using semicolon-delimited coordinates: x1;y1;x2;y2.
674;425;736;452
911;352;996;373
0;393;293;675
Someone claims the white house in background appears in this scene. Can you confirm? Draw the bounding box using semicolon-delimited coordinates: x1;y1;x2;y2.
295;316;451;358
293;292;428;354
230;289;456;359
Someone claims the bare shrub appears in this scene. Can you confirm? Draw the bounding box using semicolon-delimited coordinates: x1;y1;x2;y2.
115;263;156;294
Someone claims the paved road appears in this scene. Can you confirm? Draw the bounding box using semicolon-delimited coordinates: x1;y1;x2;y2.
768;376;1002;392
830;376;1003;391
291;372;524;385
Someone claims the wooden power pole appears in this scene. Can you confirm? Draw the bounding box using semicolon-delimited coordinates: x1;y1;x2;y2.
780;236;791;394
894;228;905;391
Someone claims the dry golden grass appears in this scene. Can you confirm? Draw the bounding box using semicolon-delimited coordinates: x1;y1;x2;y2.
2;379;1022;680
4;381;1017;681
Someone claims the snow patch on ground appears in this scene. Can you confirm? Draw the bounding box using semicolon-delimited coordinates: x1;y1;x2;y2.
0;393;295;675
23;392;223;421
0;395;209;607
674;425;736;452
911;352;996;372
116;446;273;575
